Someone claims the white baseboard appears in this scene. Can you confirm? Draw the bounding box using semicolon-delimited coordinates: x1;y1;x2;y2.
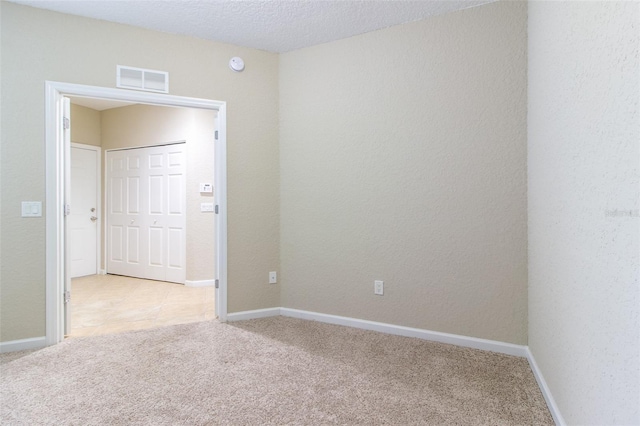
226;306;527;358
185;279;216;287
280;308;528;357
98;269;106;275
526;348;565;426
226;307;281;321
0;336;47;353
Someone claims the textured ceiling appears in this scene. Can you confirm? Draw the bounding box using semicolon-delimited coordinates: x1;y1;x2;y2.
10;0;494;53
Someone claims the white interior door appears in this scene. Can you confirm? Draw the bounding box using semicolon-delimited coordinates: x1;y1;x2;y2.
69;144;100;278
107;144;186;283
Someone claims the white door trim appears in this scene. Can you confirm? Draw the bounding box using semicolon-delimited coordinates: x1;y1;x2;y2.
70;142;102;278
45;81;228;345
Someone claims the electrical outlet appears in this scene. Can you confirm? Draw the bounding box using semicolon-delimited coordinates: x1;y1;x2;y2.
269;271;277;284
374;280;384;295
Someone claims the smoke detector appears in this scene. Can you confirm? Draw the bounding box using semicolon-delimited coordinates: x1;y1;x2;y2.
229;57;245;72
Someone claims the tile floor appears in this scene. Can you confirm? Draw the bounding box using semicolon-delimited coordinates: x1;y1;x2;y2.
69;274;215;338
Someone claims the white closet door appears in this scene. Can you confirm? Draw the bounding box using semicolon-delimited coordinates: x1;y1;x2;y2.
107;144;186;283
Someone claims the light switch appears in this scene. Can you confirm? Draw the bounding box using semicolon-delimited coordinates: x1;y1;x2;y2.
22;201;42;217
200;202;215;212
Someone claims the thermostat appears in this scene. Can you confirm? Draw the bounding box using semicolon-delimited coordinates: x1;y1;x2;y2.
199;183;213;193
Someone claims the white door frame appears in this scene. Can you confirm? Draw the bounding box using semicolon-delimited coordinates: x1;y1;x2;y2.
70;142;102;277
45;81;228;345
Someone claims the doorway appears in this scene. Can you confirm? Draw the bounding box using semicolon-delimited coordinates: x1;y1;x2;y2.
68;100;215;337
45;82;228;346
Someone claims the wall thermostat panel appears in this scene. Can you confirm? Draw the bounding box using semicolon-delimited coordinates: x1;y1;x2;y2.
199;183;213;193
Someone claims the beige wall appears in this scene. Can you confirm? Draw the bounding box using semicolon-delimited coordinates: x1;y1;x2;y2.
0;2;280;342
2;0;528;347
279;1;528;344
528;1;639;424
70;104;101;147
101;104;217;281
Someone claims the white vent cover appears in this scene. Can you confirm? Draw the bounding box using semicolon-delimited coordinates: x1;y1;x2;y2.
117;65;169;93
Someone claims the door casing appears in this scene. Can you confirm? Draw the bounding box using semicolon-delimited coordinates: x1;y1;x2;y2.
45;81;228;345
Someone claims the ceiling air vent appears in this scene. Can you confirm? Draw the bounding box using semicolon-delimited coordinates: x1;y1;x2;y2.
117;65;169;93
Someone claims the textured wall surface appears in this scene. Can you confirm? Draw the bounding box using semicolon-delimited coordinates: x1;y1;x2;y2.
279;1;528;344
101;104;217;282
528;1;640;424
70;104;101;147
0;2;280;342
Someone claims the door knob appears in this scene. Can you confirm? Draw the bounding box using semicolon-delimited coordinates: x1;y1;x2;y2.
90;207;95;212
90;216;98;222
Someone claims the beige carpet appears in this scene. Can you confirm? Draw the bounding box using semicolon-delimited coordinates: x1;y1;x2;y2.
0;317;552;425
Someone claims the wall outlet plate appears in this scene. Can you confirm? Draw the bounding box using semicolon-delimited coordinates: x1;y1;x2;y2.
374;280;384;295
269;271;277;284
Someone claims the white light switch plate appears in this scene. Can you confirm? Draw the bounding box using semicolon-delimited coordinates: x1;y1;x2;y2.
22;201;42;217
200;202;215;212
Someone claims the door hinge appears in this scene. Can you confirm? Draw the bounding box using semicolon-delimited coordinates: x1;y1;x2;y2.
63;117;70;130
63;290;71;304
214;130;219;140
215;205;219;214
215;279;219;289
64;204;71;216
